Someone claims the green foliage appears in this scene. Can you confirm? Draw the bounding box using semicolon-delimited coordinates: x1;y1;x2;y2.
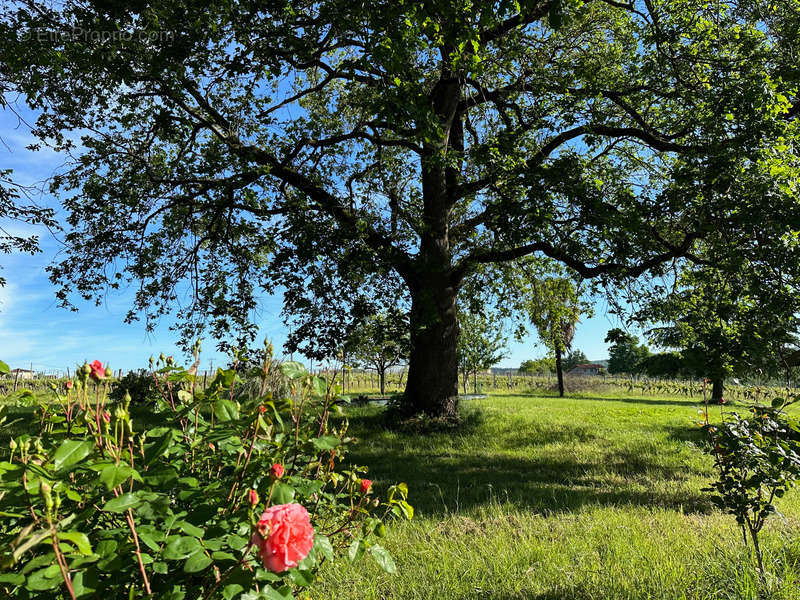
0;352;411;599
0;164;57;286
3;0;799;416
519;357;555;374
638;352;688;379
703;400;800;576
109;370;160;405
345;310;409;395
641;266;800;393
512;263;587;357
457;311;507;393
605;328;650;375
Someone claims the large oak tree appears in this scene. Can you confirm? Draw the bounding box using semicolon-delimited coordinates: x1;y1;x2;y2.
1;0;798;417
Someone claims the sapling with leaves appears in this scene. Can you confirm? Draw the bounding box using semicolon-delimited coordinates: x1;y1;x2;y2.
345;310;410;396
515;262;591;397
457;309;508;395
702;396;800;579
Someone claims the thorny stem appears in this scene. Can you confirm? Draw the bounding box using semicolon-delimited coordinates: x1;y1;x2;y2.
228;417;261;509
125;508;152;595
45;510;76;600
111;484;152;596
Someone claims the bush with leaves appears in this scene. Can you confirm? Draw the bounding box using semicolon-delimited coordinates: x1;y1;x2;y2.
0;347;411;599
109;370;161;406
702;398;800;577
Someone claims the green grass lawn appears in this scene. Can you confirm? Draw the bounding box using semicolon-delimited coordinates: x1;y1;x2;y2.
313;392;800;599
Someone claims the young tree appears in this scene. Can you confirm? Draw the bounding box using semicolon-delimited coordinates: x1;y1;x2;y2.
641;267;800;403
604;328;650;375
2;1;799;418
457;310;507;395
508;260;591;397
346;310;409;396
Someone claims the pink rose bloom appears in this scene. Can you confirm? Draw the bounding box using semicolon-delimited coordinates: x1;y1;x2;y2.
256;503;314;572
89;360;105;380
66;380;73;389
360;479;373;494
270;463;284;479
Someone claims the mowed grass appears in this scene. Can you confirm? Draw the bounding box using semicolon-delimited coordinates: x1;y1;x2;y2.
313;392;800;599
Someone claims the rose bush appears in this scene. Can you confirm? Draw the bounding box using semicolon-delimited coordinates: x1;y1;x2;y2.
0;346;411;598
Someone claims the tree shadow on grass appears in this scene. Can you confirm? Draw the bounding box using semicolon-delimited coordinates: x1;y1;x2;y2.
565;394;706;408
343;411;713;518
664;422;709;446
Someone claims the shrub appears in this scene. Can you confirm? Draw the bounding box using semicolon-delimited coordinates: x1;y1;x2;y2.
702;398;800;577
0;347;411;599
109;370;160;405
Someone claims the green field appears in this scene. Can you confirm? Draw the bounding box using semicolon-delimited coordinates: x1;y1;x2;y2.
312;392;800;600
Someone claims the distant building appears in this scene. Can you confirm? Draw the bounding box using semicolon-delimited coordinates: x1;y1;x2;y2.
9;368;35;380
567;364;605;376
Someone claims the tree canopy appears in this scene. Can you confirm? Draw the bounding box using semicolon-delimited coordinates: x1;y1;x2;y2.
2;0;799;417
605;328;650;375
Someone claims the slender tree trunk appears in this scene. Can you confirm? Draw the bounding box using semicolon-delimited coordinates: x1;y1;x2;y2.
379;369;385;396
404;281;460;418
712;377;724;404
473;370;477;394
555;347;565;397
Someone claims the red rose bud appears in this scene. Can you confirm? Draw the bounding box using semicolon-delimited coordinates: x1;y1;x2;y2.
270;463;284;479
360;479;373;494
249;489;259;506
103;411;111;423
89;360;105;380
66;380;73;389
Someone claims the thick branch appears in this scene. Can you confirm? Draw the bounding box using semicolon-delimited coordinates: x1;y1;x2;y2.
153;77;415;279
452;232;701;284
479;1;557;43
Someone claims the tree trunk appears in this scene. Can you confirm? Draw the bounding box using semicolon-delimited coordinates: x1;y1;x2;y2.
403;282;460;418
555;346;565;397
712;377;724;404
379;369;385;396
401;74;463;419
473;370;477;394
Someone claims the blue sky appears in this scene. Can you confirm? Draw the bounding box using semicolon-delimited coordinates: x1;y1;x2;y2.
0;106;633;375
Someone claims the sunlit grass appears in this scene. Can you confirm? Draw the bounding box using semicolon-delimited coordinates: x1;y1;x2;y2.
313;393;800;599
